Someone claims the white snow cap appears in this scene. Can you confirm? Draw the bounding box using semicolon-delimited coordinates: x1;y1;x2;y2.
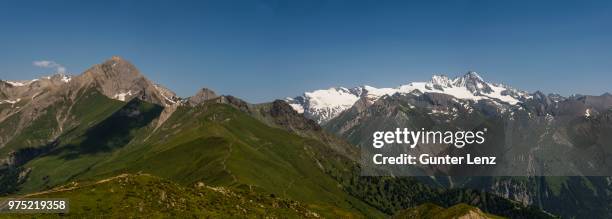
286;72;531;123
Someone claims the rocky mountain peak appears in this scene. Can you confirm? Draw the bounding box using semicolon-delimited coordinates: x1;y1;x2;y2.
187;88;218;106
531;91;552;106
110;55;124;61
547;93;566;102
267;99;322;132
533;91;547;99
80;57;138;80
71;57;177;106
466;71;483;80
452;71;493;94
101;56;141;77
429;75;453;88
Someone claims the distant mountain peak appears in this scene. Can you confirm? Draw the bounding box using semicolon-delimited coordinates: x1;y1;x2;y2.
429;75;453;88
187;87;218;106
287;71;530;124
451;71;493;94
72;56;178;106
0;73;72;87
466;71;483;79
453;71;485;84
110;55;124;61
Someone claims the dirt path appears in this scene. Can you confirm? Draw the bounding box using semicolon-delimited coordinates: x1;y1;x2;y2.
220;142;238;183
21;173;133;198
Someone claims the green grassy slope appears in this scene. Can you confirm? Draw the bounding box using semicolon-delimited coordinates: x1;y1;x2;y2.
11;101;383;217
109;103;380;217
15;97;161;193
0;88;126;155
3;173;322;218
0;89;126;195
392;203;505;219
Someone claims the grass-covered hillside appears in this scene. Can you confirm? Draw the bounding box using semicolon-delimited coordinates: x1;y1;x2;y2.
4;173;322;218
392;203;505;219
4;96;382;217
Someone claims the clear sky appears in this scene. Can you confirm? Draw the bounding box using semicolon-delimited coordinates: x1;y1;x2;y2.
1;0;611;103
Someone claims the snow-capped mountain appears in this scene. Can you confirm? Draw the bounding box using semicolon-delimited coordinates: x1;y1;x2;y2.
286;72;531;124
285;87;363;123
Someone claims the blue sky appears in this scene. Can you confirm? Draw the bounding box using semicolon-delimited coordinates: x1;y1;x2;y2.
0;0;611;103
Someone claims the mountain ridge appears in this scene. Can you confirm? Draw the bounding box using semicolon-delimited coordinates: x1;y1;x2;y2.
320;72;612;217
286;72;534;124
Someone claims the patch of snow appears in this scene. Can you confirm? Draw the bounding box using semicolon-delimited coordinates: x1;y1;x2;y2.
485;84;521;104
304;87;359;109
430;75;453;87
299;87;360;122
113;91;133;101
362;85;397;100
153;84;176;105
0;98;21;104
4;78;42;87
61;75;71;83
288;103;304;114
32;92;42;99
162;96;176;104
585;108;591;117
285;87;362;123
545;113;554;123
5;81;26;87
429;108;450;115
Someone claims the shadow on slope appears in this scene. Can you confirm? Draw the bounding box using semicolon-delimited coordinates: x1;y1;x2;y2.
56;98;162;159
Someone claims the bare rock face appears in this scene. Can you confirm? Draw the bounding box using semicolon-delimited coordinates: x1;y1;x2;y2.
268;100;321;132
74;56;177;106
154;84;181;104
0;74;73;121
0;56;180;149
0;74;70;100
187;88;218;106
0;73;80;148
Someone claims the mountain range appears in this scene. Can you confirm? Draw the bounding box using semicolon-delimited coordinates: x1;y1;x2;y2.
286;72;531;124
287;71;612;217
0;57;609;218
